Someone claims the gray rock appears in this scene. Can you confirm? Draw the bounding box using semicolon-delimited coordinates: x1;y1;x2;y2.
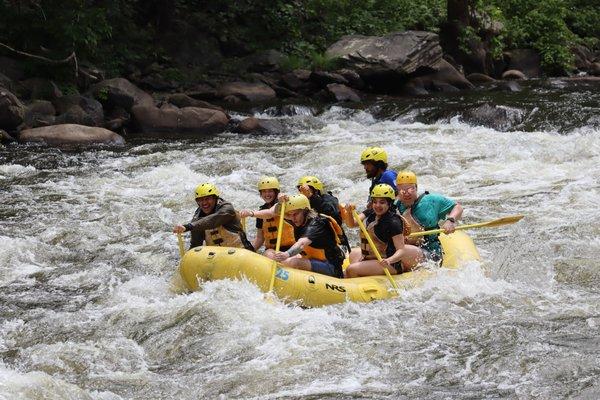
336;69;365;89
246;50;286;72
467;73;496;85
0;88;25;129
233;117;285;135
19;124;125;145
216;81;276;102
131;105;229;135
504;49;541;78
21;78;63;101
91;78;154;111
0;128;16;143
167;93;225;112
502;69;527;80
24;100;56;128
402;79;429;96
462;104;524;131
281;70;314;92
104;106;130;132
326;83;360;102
310;71;348;87
55;105;97;126
326;31;442;78
186;83;218;100
53;95;104;126
408;59;474;92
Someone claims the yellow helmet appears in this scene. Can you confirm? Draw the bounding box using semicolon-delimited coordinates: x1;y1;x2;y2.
371;184;396;200
297;176;324;193
194;183;220;198
360;147;387;164
257;176;280;191
396;170;417;185
284;194;311;212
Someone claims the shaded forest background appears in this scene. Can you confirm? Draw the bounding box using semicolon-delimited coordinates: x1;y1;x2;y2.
1;0;599;86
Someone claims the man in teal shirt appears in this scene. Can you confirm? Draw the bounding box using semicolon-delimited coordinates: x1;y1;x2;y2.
393;171;463;261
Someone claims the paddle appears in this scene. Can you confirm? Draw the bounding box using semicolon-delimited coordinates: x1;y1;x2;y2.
352;210;400;294
408;215;524;238
177;232;185;258
266;202;286;296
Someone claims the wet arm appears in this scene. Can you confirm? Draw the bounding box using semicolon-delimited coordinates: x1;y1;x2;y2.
186;204;236;232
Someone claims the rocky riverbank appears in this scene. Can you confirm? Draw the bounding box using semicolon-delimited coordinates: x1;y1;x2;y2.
1;31;599;146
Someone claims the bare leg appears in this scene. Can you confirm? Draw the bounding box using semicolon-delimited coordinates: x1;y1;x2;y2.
398;245;425;272
345;259;399;278
349;248;362;263
282;256;312;271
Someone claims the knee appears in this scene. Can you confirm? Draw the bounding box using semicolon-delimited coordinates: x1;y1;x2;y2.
345;264;359;278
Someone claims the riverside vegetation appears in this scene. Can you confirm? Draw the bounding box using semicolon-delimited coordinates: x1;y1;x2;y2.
0;0;599;144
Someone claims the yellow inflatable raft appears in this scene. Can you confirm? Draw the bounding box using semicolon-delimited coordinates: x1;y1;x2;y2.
179;231;480;307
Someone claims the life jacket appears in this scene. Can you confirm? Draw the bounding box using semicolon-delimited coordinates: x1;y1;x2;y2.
360;213;411;259
300;214;344;261
401;192;428;246
262;216;296;250
360;218;388;260
205;225;247;248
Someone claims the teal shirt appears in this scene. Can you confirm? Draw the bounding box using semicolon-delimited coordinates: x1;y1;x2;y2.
394;192;456;256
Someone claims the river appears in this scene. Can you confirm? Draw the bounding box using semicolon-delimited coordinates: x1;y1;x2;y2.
1;79;599;399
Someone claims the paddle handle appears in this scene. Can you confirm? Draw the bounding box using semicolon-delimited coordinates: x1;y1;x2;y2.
268;202;287;294
408;216;524;238
352;210;399;291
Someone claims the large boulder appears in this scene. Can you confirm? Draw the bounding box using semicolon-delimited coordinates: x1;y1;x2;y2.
504;49;541;78
19;124;125;145
91;78;154;112
232;117;285;135
216;82;276;102
281;70;316;93
131;105;229;135
23;100;56;128
412;59;474;92
0;88;25;130
325;84;361;102
245;50;286;72
53;95;104;126
467;73;496;85
310;71;348;87
20;78;63;101
167;93;225;113
325;31;443;80
461;104;524;131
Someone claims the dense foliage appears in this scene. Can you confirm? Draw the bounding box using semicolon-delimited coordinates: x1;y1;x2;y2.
0;0;597;79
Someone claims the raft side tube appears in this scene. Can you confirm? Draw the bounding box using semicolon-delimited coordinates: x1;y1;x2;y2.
179;231;480;307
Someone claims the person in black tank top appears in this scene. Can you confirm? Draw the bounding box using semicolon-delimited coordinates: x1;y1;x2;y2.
345;184;424;278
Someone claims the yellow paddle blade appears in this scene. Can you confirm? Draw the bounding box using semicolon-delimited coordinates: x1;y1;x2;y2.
177;232;185;258
408;215;525;238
